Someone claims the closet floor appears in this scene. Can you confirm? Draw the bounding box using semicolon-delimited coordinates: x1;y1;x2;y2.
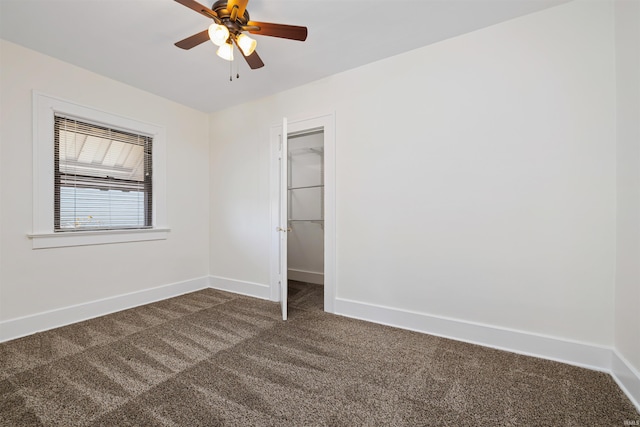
288;280;324;311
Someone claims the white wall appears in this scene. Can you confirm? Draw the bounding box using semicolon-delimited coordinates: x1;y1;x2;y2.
209;0;617;346
0;40;210;324
209;106;272;286
614;0;640;379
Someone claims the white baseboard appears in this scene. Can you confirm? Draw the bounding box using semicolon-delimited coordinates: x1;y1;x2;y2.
612;350;640;413
334;298;611;371
209;275;271;300
288;268;324;285
334;297;640;410
336;299;611;371
0;276;210;343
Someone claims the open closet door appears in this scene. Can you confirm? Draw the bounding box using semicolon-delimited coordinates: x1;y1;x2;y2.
278;117;289;320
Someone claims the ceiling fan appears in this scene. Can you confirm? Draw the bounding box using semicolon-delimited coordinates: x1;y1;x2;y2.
174;0;308;70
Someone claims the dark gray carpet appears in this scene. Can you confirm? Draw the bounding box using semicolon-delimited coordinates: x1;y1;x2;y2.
1;285;638;426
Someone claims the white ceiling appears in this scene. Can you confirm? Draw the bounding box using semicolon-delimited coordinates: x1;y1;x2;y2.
0;0;569;113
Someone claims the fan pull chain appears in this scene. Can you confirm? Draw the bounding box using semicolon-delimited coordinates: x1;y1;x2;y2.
228;56;240;82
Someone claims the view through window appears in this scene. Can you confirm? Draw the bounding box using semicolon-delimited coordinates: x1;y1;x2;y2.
54;116;153;231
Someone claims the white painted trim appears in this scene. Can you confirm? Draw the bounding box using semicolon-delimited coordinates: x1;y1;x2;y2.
288;268;324;285
31;91;168;248
209;275;271;300
0;276;209;343
28;228;170;249
335;298;613;371
611;350;640;413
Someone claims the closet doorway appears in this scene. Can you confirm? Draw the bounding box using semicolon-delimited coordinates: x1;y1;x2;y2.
287;129;324;312
270;113;335;320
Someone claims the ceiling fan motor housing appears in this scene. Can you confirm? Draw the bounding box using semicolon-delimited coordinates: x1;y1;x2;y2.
213;0;250;34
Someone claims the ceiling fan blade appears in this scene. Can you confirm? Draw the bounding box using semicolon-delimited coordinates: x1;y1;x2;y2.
174;0;219;20
175;29;210;50
233;38;264;69
243;50;265;70
246;21;308;41
227;0;249;21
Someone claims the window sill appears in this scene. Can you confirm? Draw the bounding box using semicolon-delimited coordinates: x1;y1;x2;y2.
28;228;170;249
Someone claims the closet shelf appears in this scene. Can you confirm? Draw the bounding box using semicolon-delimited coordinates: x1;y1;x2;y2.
288;219;324;230
288;184;324;190
289;147;323;155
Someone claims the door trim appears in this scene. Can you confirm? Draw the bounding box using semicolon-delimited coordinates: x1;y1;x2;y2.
269;112;336;314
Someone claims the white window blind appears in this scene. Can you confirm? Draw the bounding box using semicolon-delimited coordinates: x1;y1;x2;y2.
54;115;153;231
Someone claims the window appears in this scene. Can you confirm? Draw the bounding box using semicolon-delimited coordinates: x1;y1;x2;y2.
30;92;168;248
54;116;153;231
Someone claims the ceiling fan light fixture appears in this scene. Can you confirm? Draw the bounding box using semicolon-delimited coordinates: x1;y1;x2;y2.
208;23;230;46
216;41;234;61
236;33;257;56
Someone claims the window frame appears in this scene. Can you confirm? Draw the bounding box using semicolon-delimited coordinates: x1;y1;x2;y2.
30;92;169;249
